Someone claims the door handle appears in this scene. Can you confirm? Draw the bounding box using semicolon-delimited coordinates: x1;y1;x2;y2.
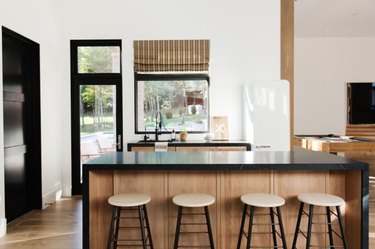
115;134;122;150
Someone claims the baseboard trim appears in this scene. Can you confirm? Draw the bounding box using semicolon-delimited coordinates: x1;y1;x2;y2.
0;218;6;238
42;186;62;209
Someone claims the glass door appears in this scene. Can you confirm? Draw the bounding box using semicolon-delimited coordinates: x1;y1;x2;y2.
79;85;119;178
71;40;122;195
72;82;122;195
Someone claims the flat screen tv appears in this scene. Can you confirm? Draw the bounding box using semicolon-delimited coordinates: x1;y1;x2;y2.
347;82;375;124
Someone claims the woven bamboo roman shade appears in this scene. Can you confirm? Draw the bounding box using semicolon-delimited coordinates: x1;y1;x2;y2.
134;40;210;72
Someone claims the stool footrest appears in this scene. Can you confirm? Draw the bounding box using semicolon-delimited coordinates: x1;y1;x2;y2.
246;246;285;248
180;231;209;234
181;212;206;216
252;222;280;226
180;222;207;225
116;244;152;247
307;246;344;248
119;226;150;229
176;246;212;248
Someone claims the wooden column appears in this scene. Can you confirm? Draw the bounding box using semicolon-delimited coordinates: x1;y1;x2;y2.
281;0;294;148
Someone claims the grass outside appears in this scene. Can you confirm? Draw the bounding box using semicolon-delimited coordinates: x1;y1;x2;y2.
80;116;114;134
144;114;208;130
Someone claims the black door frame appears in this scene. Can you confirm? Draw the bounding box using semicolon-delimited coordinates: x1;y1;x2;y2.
2;26;42;213
70;40;123;195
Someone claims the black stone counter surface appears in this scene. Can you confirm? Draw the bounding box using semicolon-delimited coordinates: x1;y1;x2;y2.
127;140;251;151
84;150;368;171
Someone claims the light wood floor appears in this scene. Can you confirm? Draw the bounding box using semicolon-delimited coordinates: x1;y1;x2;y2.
0;178;373;249
0;197;81;249
369;168;375;248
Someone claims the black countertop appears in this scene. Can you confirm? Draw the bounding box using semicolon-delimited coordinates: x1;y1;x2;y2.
83;151;368;171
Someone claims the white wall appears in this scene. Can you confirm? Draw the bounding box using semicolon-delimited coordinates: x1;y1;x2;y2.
55;0;281;194
295;37;375;135
0;0;65;232
0;0;281;228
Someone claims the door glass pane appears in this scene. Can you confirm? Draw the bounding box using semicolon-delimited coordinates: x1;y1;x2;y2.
77;46;120;73
80;85;117;182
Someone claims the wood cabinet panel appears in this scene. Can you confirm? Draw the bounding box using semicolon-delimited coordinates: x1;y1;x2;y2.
168;171;219;249
130;146;154;152
113;171;167;249
274;171;327;248
221;171;271;249
89;170;361;249
344;170;362;249
175;146;216;152
89;171;113;249
215;146;247;151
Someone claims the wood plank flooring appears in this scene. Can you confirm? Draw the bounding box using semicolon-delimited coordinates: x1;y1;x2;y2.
0;174;373;249
369;168;375;248
0;197;81;249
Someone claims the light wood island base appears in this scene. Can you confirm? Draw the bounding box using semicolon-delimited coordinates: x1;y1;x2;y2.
87;169;363;249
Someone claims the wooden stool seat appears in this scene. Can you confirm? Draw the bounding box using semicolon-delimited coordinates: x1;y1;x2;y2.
172;193;215;207
241;193;285;208
298;193;345;207
108;193;151;207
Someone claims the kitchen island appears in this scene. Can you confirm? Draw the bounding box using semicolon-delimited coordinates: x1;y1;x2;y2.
83;151;368;249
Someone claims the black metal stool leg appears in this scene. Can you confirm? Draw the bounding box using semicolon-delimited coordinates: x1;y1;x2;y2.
138;206;147;249
336;206;348;249
246;206;255;249
204;206;215;249
173;206;183;249
143;204;154;249
306;205;314;249
276;206;287;249
292;202;304;249
326;207;334;248
107;206;117;249
114;207;121;249
270;207;278;248
237;204;248;249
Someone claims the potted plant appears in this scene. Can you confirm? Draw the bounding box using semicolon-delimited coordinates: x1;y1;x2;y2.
180;128;188;141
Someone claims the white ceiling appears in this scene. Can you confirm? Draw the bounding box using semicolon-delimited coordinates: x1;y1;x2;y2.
295;0;375;37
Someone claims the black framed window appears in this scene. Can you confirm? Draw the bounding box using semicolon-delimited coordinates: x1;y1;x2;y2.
134;73;209;134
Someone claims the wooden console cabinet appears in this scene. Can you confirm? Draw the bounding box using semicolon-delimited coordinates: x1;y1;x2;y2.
128;141;251;152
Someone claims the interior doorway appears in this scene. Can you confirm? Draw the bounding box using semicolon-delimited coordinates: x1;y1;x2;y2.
2;27;42;222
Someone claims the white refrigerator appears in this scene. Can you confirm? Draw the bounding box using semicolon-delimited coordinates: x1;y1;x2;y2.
243;80;290;151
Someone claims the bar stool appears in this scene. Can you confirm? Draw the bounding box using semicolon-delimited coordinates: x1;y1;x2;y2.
237;193;287;249
172;193;215;249
107;193;154;249
291;193;348;249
